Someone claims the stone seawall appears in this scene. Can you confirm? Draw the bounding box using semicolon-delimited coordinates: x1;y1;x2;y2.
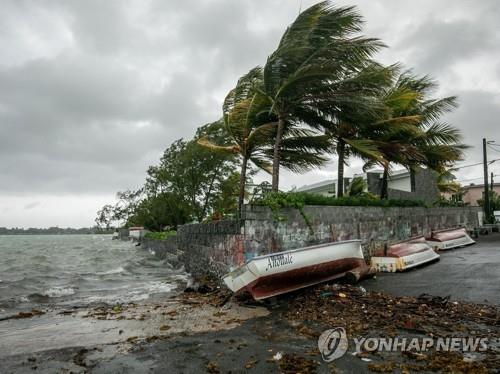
142;205;481;280
141;236;178;260
241;205;480;259
177;220;244;280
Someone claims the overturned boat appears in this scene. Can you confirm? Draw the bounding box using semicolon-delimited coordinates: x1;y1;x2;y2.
222;240;372;300
371;236;440;272
426;227;475;250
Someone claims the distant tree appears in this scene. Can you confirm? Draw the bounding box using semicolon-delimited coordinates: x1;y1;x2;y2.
146;122;239;222
95;189;143;229
97;122;241;229
478;191;500;214
127;193;191;230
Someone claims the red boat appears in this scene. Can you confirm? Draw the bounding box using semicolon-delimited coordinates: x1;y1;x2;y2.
426;227;475;250
222;240;372;300
371;236;440;272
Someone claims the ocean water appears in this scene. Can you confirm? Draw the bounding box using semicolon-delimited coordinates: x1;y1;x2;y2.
0;234;188;315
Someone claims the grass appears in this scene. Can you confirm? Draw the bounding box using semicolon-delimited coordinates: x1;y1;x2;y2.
144;230;177;240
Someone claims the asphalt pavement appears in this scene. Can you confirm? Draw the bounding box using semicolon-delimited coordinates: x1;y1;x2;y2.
364;232;500;305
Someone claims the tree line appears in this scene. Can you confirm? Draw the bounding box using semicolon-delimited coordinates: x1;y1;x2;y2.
0;227;113;235
96;2;467;231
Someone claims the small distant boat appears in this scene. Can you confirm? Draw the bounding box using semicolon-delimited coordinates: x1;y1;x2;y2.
426;227;475;250
223;240;372;300
112;231;119;240
371;236;439;272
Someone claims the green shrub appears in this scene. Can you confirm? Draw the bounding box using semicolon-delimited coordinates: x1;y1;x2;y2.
144;230;177;240
258;192;313;234
258;192;426;208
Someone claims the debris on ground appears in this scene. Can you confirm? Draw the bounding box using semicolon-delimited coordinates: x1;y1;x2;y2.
278;353;319;374
282;284;498;337
280;283;499;371
0;309;45;321
206;360;220;373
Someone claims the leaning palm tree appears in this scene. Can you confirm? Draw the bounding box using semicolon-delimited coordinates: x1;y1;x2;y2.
365;70;467;198
199;68;330;216
261;1;384;191
319;63;394;196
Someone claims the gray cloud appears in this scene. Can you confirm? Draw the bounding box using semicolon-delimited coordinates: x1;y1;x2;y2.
24;201;41;210
0;0;498;226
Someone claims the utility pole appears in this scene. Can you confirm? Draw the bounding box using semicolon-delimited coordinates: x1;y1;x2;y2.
492;172;494;192
483;138;490;222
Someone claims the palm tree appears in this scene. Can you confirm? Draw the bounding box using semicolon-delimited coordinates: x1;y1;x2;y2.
365;71;467;198
318;63;393;196
260;1;384;191
199;68;330;216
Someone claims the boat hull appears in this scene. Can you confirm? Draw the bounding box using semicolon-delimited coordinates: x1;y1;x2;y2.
426;228;475;250
223;240;370;300
371;236;440;272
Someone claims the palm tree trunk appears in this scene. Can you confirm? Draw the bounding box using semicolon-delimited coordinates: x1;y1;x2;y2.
238;156;248;218
272;114;285;192
337;139;345;197
410;169;416;192
380;165;389;199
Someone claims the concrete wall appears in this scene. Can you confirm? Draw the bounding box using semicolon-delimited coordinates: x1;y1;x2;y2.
388;175;411;192
241;205;479;260
143;205;480;280
141;236;178;260
176;220;244;280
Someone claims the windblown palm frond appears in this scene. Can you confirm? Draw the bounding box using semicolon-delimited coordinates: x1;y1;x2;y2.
261;1;385;190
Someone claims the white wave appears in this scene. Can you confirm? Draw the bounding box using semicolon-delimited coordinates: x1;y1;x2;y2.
79;281;178;304
143;281;177;293
43;287;76;298
122;282;177;302
97;267;125;275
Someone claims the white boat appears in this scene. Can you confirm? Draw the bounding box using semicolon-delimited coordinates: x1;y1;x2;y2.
426;227;475;250
371;236;440;272
222;240;372;300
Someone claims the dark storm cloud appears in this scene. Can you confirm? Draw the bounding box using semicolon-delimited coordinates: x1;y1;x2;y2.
0;0;498;207
396;3;500;76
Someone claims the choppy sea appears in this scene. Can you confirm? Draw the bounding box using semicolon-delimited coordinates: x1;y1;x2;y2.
0;234;188;317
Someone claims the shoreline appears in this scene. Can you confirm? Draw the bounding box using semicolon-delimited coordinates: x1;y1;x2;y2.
2;235;499;372
1;282;498;373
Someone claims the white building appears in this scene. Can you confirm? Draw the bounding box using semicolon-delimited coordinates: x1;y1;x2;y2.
296;168;439;203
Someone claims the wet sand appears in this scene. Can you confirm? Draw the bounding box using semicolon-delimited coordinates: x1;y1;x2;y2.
0;298;366;374
2;283;498;373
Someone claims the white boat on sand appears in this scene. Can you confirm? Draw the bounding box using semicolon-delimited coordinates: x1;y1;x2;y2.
223;240;372;300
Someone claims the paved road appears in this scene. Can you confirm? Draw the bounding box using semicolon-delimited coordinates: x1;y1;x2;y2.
364;232;500;305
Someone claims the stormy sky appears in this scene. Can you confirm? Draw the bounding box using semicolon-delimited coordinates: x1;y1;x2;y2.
1;0;499;228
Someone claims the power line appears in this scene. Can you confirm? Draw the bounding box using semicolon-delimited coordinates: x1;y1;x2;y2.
457;176;484;183
452;158;500;170
487;145;500;154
